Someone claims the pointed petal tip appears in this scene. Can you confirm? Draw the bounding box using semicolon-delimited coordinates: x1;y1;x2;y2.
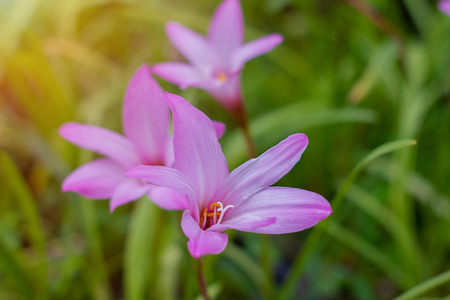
164;92;186;106
270;33;284;44
165;21;179;31
294;132;308;144
58;122;76;139
109;204;116;213
135;64;151;74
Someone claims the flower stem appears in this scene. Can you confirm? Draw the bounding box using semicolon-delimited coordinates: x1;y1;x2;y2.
232;102;256;158
196;258;211;300
240;118;256;158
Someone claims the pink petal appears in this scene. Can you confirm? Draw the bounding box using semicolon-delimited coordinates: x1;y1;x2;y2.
62;158;126;199
166;22;219;70
439;0;450;15
181;211;228;258
208;0;244;58
217;133;308;207
212;121;226;139
149;186;188;210
109;179;149;212
122;65;169;165
59;122;140;168
125;165;198;218
217;187;332;234
232;34;283;72
151;62;208;90
165;93;229;210
164;136;175;167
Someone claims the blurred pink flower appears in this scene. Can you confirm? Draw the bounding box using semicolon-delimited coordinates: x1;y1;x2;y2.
126;93;332;258
152;0;283;116
439;0;450;15
60;65;225;212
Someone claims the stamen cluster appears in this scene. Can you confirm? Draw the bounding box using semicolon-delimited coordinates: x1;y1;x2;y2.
200;202;234;229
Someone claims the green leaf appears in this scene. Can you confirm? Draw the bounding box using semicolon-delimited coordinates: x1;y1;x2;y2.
124;199;164;300
395;270;450;300
223;103;377;166
278;139;417;299
0;231;33;299
0;151;47;298
325;221;406;287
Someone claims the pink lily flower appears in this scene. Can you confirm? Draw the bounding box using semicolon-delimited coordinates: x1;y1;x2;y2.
151;0;283;117
60;65;225;212
126;93;332;258
439;0;450;15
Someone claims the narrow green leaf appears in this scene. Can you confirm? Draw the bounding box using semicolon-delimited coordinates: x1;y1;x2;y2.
325;221;406;287
395;270;450;300
0;151;47;298
124;199;162;300
278;139;417;299
0;233;33;299
223;244;274;298
0;0;40;54
79;198;111;300
223;104;377;165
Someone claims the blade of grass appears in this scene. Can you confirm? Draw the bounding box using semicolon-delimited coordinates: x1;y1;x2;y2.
278;139;417;299
0;151;47;299
394;270;450;300
223;243;274;299
325;221;406;287
346;185;422;286
402;0;432;36
223;104;377;166
79;197;111;300
124;199;162;300
0;0;40;54
0;233;33;299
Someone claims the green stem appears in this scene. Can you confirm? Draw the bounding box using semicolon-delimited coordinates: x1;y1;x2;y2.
395;270;450;300
197;258;211;300
80;198;111;300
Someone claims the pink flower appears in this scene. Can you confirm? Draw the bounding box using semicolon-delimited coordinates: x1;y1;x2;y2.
439;0;450;15
151;0;283;115
60;65;225;212
126;93;332;258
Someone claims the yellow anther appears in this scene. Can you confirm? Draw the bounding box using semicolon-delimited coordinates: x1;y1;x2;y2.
209;202;221;210
216;72;228;83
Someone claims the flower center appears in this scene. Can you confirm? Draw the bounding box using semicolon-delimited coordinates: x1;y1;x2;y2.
199;201;234;230
216;72;228;83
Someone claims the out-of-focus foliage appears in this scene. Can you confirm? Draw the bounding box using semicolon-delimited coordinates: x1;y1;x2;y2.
0;0;449;299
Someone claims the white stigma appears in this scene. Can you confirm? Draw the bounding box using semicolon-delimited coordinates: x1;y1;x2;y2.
216;201;234;225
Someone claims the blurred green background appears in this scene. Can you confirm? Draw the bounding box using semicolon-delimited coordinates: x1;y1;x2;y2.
0;0;449;299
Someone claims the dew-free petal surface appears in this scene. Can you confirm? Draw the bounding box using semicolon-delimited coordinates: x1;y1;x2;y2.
59;122;140;168
151;62;208;90
166;22;218;70
166;93;229;210
232;34;283;71
126;165;197;216
62;159;126;199
222;186;332;234
208;0;243;58
181;211;228;258
109;179;149;212
123;65;169;165
218;133;308;207
149;186;188;210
